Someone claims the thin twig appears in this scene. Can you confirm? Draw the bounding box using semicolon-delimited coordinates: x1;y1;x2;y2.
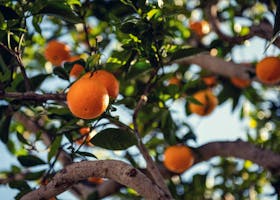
0;42;31;91
15;53;32;91
205;1;280;48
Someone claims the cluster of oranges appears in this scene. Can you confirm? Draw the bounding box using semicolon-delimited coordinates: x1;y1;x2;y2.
44;40;119;120
67;70;119;119
44;40;85;79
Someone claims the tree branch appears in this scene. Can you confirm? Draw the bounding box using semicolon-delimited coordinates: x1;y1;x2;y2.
195;139;280;174
132;68;172;198
205;1;280;48
0;91;66;101
20;160;167;200
0;42;31;90
174;52;256;80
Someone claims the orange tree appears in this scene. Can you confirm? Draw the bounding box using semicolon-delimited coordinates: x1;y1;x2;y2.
1;0;280;199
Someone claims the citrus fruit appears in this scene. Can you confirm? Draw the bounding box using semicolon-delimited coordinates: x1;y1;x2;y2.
256;56;280;84
189;20;210;37
168;77;180;86
189;90;218;116
163;145;194;173
88;177;104;184
66;77;109;119
76;127;95;145
44;40;70;66
202;76;217;87
82;70;119;99
68;56;84;78
230;77;251;88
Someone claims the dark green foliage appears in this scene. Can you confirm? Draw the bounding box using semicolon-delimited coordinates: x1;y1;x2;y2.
18;155;46;167
91;128;137;150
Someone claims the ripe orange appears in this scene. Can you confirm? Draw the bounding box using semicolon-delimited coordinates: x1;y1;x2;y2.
67;77;109;119
202;76;217;87
189;90;218;116
88;177;104;184
168;77;180;86
82;70;119;99
256;56;280;84
76;127;95;145
163;145;194;173
189;20;210;37
68;56;84;78
230;77;251;88
44;40;71;66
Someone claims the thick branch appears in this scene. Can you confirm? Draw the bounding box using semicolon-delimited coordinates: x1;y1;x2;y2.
81;139;280;198
174;53;256;80
0;91;66;101
195;139;280;174
20;160;167;200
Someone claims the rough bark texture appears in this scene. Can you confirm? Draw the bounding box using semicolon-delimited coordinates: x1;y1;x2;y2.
195;139;280;174
175;53;255;80
20;160;167;200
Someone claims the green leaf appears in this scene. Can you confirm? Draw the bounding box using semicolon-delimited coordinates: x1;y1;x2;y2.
31;74;49;90
16;74;49;92
160;110;177;145
25;170;46;181
39;0;82;24
32;15;43;34
53;66;69;80
48;135;62;162
86;191;99;200
75;151;97;159
56;125;79;134
0;5;20;20
0;115;12;144
18;155;46;167
90;128;137;150
120;21;138;34
186;96;204;105
169;48;205;62
16;132;30;146
9;180;31;191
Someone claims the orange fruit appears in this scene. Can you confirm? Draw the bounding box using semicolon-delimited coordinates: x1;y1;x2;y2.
256;56;280;84
202;76;217;87
79;127;91;135
76;127;96;145
189;20;210;37
168;77;180;86
68;56;84;78
82;70;119;99
44;40;71;66
163;145;194;173
66;77;109;119
88;177;104;184
230;77;251;88
189;90;218;116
